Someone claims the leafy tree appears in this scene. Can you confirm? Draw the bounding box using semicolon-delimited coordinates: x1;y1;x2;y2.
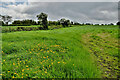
101;24;104;26
0;21;4;26
71;21;73;25
0;15;2;26
110;23;114;25
0;14;2;21
117;21;120;25
0;15;5;26
48;21;58;26
82;23;85;25
1;15;12;25
65;20;70;26
95;24;99;25
60;18;70;27
12;20;22;25
37;13;48;30
85;23;91;25
38;21;42;25
57;20;61;25
48;21;52;26
60;18;66;27
74;22;80;25
12;19;37;26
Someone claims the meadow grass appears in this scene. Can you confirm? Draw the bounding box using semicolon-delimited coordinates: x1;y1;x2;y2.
2;25;119;78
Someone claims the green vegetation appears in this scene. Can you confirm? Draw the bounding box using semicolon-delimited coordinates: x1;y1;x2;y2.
0;30;1;79
37;13;48;30
2;25;119;78
82;29;119;78
1;25;63;33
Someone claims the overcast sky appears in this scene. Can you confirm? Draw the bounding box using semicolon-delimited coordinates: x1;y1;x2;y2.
0;2;119;24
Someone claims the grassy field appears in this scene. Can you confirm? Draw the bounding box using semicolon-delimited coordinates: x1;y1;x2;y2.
2;25;119;78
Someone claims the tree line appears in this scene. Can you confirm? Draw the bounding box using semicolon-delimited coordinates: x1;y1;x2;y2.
0;13;120;30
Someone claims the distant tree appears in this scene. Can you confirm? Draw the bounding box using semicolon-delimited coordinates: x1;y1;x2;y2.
71;21;73;25
60;18;70;27
12;19;37;26
1;15;12;25
48;21;52;26
64;20;70;27
110;23;114;25
12;20;22;25
0;21;4;26
0;15;2;25
95;24;99;26
86;23;91;25
31;20;37;25
37;12;48;30
74;22;80;25
48;21;58;26
101;24;104;26
57;20;60;25
0;14;2;20
117;21;120;25
51;21;58;25
60;18;66;27
82;23;84;25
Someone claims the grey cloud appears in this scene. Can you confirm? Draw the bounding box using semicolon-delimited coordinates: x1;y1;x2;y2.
1;2;118;24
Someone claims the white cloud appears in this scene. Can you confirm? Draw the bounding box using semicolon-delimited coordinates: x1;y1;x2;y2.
28;0;119;2
0;2;118;24
1;0;119;2
1;0;15;2
0;3;32;20
7;3;28;13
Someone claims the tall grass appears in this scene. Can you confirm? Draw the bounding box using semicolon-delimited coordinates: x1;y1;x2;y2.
2;25;118;78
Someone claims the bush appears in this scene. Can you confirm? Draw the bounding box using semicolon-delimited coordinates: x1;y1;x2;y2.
2;26;45;33
117;22;120;25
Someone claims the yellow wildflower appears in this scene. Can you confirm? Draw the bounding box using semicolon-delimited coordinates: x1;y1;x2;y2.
58;62;60;64
12;76;15;78
13;63;15;65
51;63;53;65
43;57;46;58
45;71;47;73
22;69;25;72
14;73;17;74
